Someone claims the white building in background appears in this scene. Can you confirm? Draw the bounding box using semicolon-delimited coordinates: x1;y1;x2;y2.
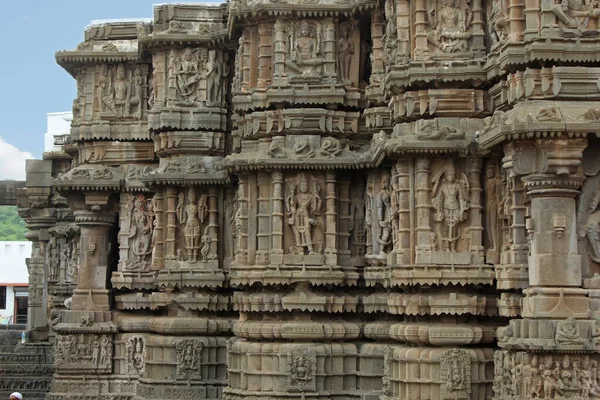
44;112;72;153
0;241;30;324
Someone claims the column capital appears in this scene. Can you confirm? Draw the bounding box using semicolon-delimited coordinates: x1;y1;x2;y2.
521;173;585;198
74;210;117;227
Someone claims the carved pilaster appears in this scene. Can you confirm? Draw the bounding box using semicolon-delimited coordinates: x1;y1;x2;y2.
271;170;284;265
324;171;337;266
152;190;164;270
415;157;433;263
396;160;411;265
165;186;178;260
256;173;271;265
257;24;273;89
272;19;287;84
208;187;219;261
468;158;485;264
71;210;116;311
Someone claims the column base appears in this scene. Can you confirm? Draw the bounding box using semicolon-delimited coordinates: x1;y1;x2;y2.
521;287;590;319
71;288;110;311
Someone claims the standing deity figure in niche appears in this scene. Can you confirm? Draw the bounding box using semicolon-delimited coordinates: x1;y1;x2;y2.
96;65;110;114
67;242;79;282
338;24;355;85
551;0;600;31
427;0;473;53
175;48;203;102
431;160;470;252
377;174;393;255
485;163;501;257
488;0;509;49
47;237;59;280
99;64;131;116
286;20;324;78
205;50;222;104
176;188;208;262
130;66;144;117
349;188;366;256
126;195;154;270
200;226;212;262
286;175;322;255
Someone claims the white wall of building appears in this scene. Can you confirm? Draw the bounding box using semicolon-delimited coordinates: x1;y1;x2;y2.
0;241;31;323
44;112;72;153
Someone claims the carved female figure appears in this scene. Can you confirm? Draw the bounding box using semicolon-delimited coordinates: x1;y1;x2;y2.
377;174;392;255
349;188;366;256
175;48;202;102
100;335;110;367
200;226;212;262
286;175;322;255
47;237;59;281
177;189;208;262
127;195;154;270
205;50;221;103
485;163;501;257
338;24;355;85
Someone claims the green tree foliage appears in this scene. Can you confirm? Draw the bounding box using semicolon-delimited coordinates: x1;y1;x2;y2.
0;206;27;241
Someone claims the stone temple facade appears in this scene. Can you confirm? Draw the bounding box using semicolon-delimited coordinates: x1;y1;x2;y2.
16;0;600;399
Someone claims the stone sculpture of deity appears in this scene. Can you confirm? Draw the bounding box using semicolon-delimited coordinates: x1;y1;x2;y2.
551;0;600;31
431;160;470;252
205;50;222;104
286;174;322;255
175;48;203;102
176;188;208;262
286;20;324;79
338;24;355;85
127;195;154;270
427;0;473;54
377;174;393;256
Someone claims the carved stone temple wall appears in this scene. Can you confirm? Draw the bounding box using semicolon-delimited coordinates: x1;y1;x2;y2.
18;0;600;399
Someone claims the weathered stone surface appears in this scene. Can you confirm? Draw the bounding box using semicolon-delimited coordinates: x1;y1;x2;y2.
16;0;600;399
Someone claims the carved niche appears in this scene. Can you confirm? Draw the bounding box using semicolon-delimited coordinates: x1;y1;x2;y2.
337;21;361;87
284;173;325;265
439;348;471;399
119;193;155;273
284;19;332;83
287;347;317;392
175;339;203;380
175;187;213;263
93;63;149;119
125;336;146;375
167;47;227;106
364;170;396;264
484;160;502;264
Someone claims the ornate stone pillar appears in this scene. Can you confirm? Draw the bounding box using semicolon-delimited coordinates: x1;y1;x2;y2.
395;0;411;63
413;0;429;60
271;170;284;265
467;158;485;264
272;19;287;84
256;173;270;265
396;160;411;265
151;189;164;270
336;177;351;265
324;171;337;266
257;23;272;89
236;175;249;265
165;186;178;260
71;209;116;311
415;158;433;264
508;0;525;41
208;186;219;259
521;173;587;318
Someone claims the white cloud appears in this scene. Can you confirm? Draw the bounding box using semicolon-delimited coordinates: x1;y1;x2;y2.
0;137;34;181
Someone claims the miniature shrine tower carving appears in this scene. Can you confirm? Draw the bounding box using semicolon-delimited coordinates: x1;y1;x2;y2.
17;0;600;399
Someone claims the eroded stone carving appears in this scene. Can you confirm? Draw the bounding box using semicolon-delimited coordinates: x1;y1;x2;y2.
286;174;322;255
125;336;146;375
124;194;154;272
431;160;470;252
175;339;202;379
287;347;316;392
427;0;473;55
176;188;209;262
440;348;471;398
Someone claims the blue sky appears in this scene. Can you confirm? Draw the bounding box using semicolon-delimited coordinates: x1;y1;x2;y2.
0;1;223;177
